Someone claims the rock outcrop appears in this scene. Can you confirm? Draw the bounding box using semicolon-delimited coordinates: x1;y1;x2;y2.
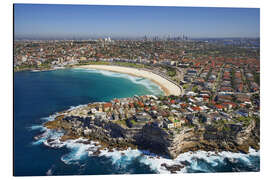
43;114;260;159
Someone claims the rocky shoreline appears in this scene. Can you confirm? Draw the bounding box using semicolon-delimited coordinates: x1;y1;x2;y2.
41;108;260;160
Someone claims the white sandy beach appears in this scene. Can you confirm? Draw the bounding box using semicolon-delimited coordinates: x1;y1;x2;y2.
77;65;182;96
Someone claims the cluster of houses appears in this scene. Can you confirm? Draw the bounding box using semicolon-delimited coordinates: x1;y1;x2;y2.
14;40;260;100
181;60;259;95
15;39;260;133
59;88;259;134
14;39;185;68
61;95;186;130
15;39;259;72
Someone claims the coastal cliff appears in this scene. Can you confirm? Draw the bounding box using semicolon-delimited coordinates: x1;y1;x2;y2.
135;119;259;159
43;111;259;159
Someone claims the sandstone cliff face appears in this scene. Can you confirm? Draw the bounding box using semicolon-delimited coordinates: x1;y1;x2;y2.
135;124;171;155
135;120;259;159
236;120;255;145
167;129;200;158
44;115;260;159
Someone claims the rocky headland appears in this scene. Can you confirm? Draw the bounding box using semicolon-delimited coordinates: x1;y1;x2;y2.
42;101;259;159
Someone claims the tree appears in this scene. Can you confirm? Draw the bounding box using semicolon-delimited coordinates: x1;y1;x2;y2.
246;104;251;109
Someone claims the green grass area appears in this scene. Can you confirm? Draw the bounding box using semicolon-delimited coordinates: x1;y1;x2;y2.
213;119;228;129
254;72;260;85
130;119;137;125
166;67;176;77
78;61;148;69
192;85;199;92
115;119;127;127
182;84;190;90
187;124;195;128
222;125;231;132
15;61;55;71
15;64;44;72
78;61;111;66
114;62;146;68
235;116;253;127
39;63;52;68
15;64;36;70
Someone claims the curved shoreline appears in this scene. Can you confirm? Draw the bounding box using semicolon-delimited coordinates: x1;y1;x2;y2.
75;65;182;96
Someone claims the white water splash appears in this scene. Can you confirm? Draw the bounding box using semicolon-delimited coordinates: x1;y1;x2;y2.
31;113;259;174
73;68;164;96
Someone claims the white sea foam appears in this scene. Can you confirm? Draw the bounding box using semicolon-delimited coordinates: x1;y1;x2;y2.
32;131;48;145
54;138;98;165
97;69;164;95
32;112;259;174
29;125;46;131
33;126;260;174
98;148;143;169
32;138;45;145
31;125;65;147
67;104;88;111
42;132;65;148
46;167;53;176
37;104;87;124
73;68;164;95
61;143;88;164
40;114;58;122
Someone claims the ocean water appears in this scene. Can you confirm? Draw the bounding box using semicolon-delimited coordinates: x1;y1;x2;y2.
14;68;259;176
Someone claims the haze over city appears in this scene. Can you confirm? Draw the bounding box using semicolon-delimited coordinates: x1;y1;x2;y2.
14;4;260;40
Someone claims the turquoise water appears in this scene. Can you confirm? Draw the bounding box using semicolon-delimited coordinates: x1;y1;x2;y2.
14;68;259;176
14;68;163;176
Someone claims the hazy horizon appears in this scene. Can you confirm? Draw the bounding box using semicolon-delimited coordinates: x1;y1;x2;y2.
14;4;260;40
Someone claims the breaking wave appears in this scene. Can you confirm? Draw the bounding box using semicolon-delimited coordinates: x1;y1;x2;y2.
31;122;259;173
28;125;46;131
60;139;100;165
29;102;260;174
73;68;164;96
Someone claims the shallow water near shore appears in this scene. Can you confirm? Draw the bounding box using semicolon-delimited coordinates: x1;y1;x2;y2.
14;69;259;176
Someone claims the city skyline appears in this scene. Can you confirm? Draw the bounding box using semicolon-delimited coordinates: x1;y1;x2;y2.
14;4;260;39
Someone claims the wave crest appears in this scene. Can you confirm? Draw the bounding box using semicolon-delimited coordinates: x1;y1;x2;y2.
31;113;260;174
73;68;163;95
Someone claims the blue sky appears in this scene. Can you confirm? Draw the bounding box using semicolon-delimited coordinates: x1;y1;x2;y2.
14;4;260;38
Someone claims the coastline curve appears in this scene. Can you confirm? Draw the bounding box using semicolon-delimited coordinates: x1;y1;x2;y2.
76;65;183;96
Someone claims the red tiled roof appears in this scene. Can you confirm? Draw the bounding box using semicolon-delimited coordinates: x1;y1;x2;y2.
192;106;201;111
215;104;224;109
151;106;157;110
104;103;112;108
180;104;188;108
144;107;150;111
138;101;144;107
223;102;237;108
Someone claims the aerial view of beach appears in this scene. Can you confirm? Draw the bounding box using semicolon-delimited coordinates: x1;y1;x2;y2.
13;3;260;176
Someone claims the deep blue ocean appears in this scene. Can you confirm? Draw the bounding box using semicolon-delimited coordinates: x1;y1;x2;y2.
14;68;259;176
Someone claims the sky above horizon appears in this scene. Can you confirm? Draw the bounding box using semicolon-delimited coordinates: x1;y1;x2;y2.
14;4;260;39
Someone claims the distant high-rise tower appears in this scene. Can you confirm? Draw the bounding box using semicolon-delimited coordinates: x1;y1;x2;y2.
144;35;148;41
